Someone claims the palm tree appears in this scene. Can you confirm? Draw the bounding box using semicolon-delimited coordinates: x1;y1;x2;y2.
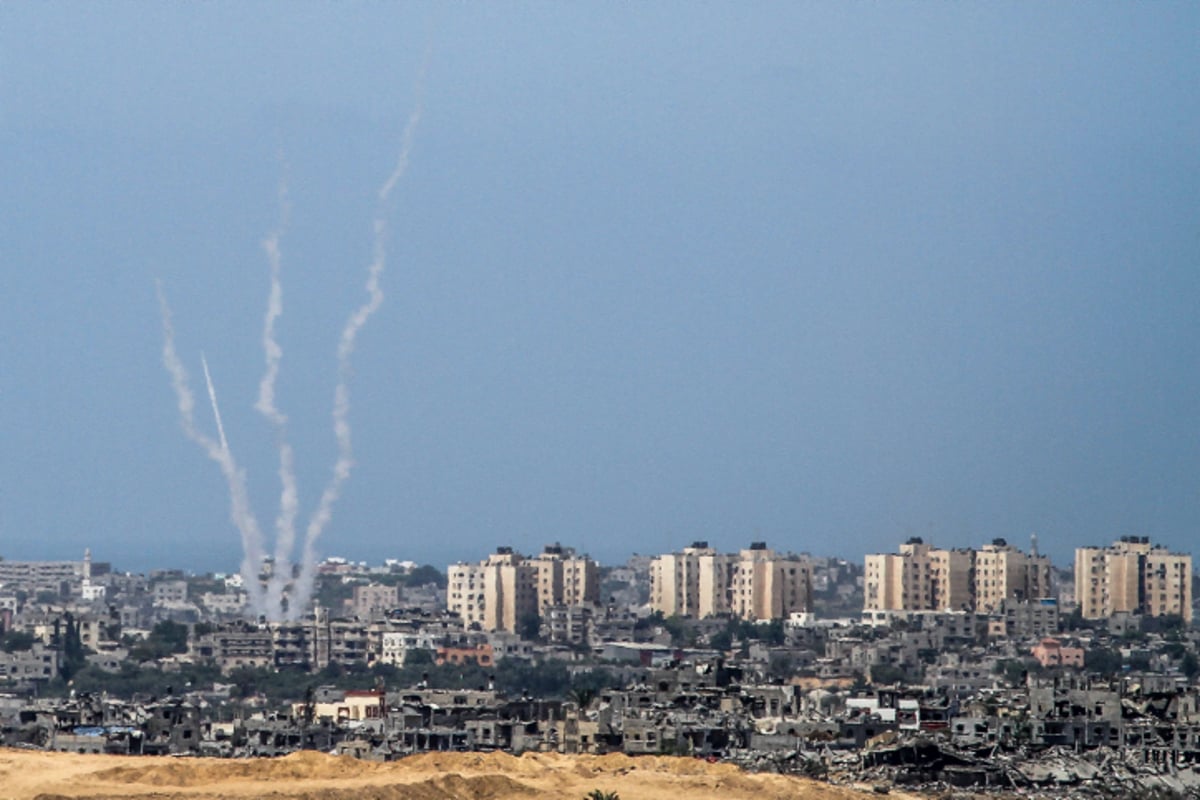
571;686;598;710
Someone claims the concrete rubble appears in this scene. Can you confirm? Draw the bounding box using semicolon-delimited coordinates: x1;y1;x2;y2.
4;661;1200;799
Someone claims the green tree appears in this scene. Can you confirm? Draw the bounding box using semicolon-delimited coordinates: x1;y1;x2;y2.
571;686;598;710
0;630;35;652
518;612;543;642
994;659;1029;686
709;628;733;652
767;653;795;681
1085;646;1124;676
314;575;355;610
404;648;435;666
58;614;88;682
660;615;696;647
869;663;910;685
59;661;223;699
404;565;447;588
761;619;786;646
128;620;190;662
1143;614;1185;636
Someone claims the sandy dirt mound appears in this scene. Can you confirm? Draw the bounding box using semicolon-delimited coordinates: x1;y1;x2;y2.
92;750;383;786
1;747;883;800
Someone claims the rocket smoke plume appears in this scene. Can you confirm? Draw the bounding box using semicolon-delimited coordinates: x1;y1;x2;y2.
157;284;268;616
258;173;301;622
289;78;426;618
159;67;425;622
201;354;230;454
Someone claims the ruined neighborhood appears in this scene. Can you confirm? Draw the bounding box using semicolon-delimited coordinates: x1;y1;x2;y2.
1;535;1199;797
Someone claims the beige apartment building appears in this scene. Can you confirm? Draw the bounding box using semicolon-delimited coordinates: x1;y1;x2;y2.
974;540;1052;614
729;544;813;621
650;541;811;621
447;545;600;633
650;542;733;618
865;538;938;612
931;548;975;611
865;537;1050;614
447;562;486;628
531;543;600;611
1075;537;1193;623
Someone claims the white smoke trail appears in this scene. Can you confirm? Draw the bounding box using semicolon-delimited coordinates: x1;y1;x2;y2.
258;173;301;622
157;284;268;617
289;74;427;619
201;354;230;454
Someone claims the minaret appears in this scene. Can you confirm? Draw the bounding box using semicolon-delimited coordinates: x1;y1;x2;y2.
83;548;92;580
1030;533;1039;558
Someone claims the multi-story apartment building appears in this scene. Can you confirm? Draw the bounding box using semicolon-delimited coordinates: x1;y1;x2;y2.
310;608;369;670
865;538;939;612
865;537;1050;614
650;541;811;621
649;542;733;618
530;544;600;612
930;548;975;611
447;562;486;629
151;579;188;606
480;548;537;634
0;550;109;596
191;621;274;673
347;583;400;620
446;545;600;633
379;630;439;666
1075;537;1193;623
729;544;812;621
0;643;58;683
974;539;1052;614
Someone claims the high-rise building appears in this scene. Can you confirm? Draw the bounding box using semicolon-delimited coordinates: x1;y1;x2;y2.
930;548;975;611
1075;537;1193;623
974;539;1051;614
446;562;486;628
864;537;1050;614
865;538;940;612
447;545;600;633
480;548;537;634
649;541;811;621
531;543;599;612
729;543;812;621
649;542;733;618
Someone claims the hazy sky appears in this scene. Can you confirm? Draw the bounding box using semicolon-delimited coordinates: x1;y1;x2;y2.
2;3;1198;574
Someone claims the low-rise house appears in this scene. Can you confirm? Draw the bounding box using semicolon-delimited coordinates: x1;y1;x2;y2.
199;592;246;616
379;631;438;666
295;688;385;724
436;643;494;667
0;643;58;683
1030;637;1085;669
151;580;187;606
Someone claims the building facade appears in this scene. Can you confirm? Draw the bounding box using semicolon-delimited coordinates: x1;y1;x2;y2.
447;545;600;633
865;538;1051;615
348;583;400;620
649;542;811;621
1075;537;1193;623
974;540;1052;614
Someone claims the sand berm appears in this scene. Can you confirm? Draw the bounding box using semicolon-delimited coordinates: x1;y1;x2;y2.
0;748;915;800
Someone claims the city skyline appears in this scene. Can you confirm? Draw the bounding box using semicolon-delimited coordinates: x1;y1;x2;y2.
2;4;1198;575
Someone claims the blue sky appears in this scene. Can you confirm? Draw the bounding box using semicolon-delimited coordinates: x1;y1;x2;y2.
1;3;1198;573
